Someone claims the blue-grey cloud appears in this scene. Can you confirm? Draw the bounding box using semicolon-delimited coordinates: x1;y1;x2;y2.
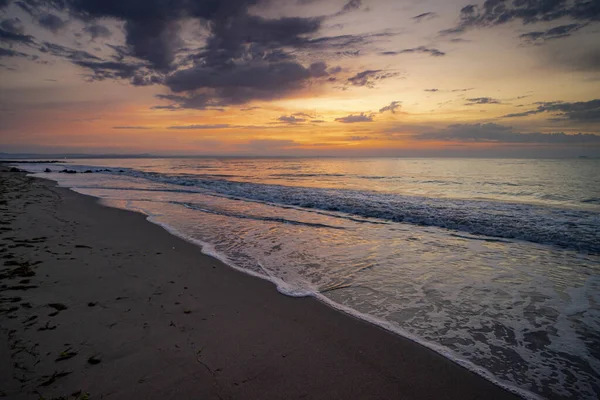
503;99;600;122
520;23;587;44
340;0;362;14
0;47;37;61
412;12;438;22
277;115;306;124
112;126;152;129
38;13;67;33
39;42;101;62
335;113;374;123
383;46;445;57
441;0;600;36
84;23;112;40
465;97;501;105
1;17;24;35
379;101;401;113
347;69;397;87
165;61;328;106
0;26;35;45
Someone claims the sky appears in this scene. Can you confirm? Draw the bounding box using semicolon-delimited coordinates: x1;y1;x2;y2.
0;0;599;157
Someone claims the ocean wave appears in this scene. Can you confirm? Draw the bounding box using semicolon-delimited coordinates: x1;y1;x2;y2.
177;201;345;229
105;168;600;254
23;163;600;254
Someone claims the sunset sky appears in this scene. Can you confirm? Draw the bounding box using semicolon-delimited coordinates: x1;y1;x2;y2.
1;0;599;157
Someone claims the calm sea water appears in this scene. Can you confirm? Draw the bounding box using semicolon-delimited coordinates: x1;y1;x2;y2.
18;158;600;399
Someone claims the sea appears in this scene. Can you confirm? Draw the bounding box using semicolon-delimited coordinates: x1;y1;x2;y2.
15;157;600;399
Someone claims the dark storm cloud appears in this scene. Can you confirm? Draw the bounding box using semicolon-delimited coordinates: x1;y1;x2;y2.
1;17;24;35
83;23;112;40
335;113;374;123
379;101;401;113
39;42;101;61
72;60;157;84
2;0;398;109
0;47;30;58
412;12;438;22
347;69;397;88
441;0;600;36
0;27;35;45
38;13;67;33
502;99;600;121
183;13;323;69
465;97;501;105
425;88;439;92
383;46;445;57
165;61;323;106
13;0;266;70
418;122;600;143
520;23;587;44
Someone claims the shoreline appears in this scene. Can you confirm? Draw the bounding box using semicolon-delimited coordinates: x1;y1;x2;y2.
1;168;521;399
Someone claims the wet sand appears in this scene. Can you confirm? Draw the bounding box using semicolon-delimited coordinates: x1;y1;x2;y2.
0;168;521;400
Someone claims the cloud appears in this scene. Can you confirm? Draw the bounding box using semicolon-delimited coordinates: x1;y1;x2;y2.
347;69;397;88
112;126;152;129
425;88;439;92
167;124;232;130
3;1;401;110
0;47;36;60
309;61;330;77
465;97;501;105
1;17;24;35
412;12;438;22
293;112;314;118
165;61;323;106
84;23;112;40
379;100;401;114
276;115;306;124
441;1;600;36
520;23;587;44
38;13;67;33
418;123;600;143
383;46;445;57
39;42;101;62
71;60;157;85
0;27;35;45
340;0;362;14
502;99;600;122
335;113;374;123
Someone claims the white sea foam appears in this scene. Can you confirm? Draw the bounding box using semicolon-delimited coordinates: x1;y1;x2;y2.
112;197;542;400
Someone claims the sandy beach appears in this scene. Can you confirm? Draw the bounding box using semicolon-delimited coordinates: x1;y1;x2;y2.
0;168;520;400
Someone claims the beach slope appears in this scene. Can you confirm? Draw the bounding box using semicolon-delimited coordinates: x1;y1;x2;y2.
0;169;520;400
